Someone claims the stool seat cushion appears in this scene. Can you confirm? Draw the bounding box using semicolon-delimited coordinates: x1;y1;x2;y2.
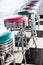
30;1;38;4
18;10;36;15
23;7;36;10
4;16;26;23
26;4;37;6
0;31;12;44
31;0;39;2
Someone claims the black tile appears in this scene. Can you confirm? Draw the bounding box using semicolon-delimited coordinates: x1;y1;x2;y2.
22;49;32;64
40;21;43;25
37;31;43;37
0;60;1;65
15;37;30;47
16;63;21;65
10;63;21;65
22;48;43;65
40;15;43;18
10;63;14;65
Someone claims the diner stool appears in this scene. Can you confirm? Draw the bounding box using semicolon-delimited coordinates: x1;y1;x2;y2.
0;30;15;65
18;10;37;48
4;15;28;65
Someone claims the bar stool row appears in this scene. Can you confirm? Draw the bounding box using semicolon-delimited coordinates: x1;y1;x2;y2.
0;0;41;65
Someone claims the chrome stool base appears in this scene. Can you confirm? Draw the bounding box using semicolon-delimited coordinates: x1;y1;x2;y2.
0;40;15;65
15;29;29;65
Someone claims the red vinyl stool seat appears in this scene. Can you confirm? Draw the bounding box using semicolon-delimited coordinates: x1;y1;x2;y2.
4;15;27;30
4;16;26;23
30;1;38;4
23;6;36;10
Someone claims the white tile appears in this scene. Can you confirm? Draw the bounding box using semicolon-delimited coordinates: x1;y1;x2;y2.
14;52;23;63
29;37;43;48
40;19;43;21
36;25;43;31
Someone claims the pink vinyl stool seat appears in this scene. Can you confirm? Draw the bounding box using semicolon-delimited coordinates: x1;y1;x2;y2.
23;6;36;10
4;15;27;29
4;16;26;22
30;1;38;4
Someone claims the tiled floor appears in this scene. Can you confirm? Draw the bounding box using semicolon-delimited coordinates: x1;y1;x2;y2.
12;18;43;65
1;17;43;65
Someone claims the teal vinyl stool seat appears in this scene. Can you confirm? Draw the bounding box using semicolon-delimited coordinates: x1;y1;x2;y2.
31;0;39;2
18;10;36;15
26;4;37;7
0;30;15;65
0;31;12;44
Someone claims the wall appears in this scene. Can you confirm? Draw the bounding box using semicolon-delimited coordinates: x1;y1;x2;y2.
0;0;43;18
0;0;30;27
39;0;43;15
0;0;30;18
